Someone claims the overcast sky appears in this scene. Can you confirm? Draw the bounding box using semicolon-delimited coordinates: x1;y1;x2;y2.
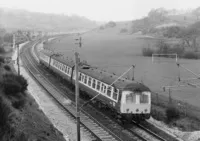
0;0;200;21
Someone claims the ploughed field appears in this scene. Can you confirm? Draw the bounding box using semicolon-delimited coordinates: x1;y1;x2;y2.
44;31;200;108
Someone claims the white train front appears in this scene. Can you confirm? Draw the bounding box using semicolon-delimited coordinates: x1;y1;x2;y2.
39;50;151;122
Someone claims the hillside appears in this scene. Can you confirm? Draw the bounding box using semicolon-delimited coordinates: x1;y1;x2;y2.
131;8;200;35
94;8;200;36
0;7;97;32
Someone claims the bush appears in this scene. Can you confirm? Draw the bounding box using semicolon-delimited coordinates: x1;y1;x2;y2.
4;65;11;71
163;26;181;38
3;80;22;95
0;47;5;53
3;74;28;96
156;40;171;54
99;26;105;30
120;28;128;33
183;51;199;59
166;106;180;122
0;56;4;64
170;44;185;57
12;98;26;109
0;97;12;129
105;21;116;28
151;108;166;121
15;75;28;92
142;48;155;56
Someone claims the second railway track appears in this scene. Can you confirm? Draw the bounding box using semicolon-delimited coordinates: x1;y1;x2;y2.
20;39;176;141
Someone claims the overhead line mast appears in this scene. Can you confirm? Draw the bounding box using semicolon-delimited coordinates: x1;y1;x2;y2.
75;36;81;141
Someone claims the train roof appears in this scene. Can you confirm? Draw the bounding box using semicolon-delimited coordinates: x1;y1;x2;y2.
41;50;150;92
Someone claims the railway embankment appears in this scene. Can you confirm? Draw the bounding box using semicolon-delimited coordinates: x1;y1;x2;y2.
0;42;66;141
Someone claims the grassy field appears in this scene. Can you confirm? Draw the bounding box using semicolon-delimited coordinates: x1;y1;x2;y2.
45;30;200;109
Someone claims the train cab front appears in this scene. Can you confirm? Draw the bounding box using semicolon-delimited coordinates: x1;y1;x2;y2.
120;90;151;122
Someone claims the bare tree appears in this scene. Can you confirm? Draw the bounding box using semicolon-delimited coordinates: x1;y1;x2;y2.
148;8;168;22
192;7;200;20
178;22;200;51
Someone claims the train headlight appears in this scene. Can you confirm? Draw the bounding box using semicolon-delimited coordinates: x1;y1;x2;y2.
136;109;139;112
144;109;147;112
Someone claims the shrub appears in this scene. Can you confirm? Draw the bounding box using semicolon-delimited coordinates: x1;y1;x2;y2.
170;44;185;57
12;98;26;109
151;108;166;121
163;26;181;38
4;65;11;71
0;56;4;64
15;75;28;92
3;80;22;95
166;106;180;122
105;21;116;28
0;97;12;129
183;51;199;59
142;48;155;56
99;26;105;30
3;74;28;96
0;47;5;53
120;28;128;33
156;40;171;54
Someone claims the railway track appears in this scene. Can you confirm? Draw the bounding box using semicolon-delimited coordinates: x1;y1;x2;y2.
20;39;173;141
21;41;120;141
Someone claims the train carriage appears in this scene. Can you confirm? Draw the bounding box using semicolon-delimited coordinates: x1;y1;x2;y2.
39;50;151;121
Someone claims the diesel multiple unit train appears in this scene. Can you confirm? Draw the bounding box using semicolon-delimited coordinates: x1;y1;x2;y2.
39;50;151;122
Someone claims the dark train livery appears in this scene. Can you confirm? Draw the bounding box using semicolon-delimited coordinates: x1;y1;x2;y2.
39;50;151;121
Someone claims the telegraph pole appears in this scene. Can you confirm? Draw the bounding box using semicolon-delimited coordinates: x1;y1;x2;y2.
17;44;20;76
13;34;15;49
132;65;135;81
13;33;20;75
75;36;81;141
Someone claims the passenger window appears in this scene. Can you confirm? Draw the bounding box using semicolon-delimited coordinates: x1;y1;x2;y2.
126;93;136;104
65;66;68;73
92;79;96;88
79;73;82;81
107;86;112;97
64;65;66;71
103;85;107;93
81;74;85;82
140;94;148;103
62;65;65;71
113;89;119;101
84;76;88;84
88;77;92;86
97;81;101;91
101;83;104;93
73;72;75;79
